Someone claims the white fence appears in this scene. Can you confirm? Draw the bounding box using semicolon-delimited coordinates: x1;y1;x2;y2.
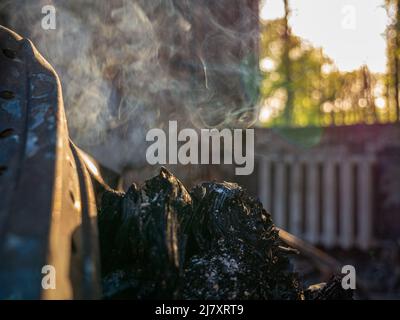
257;152;375;250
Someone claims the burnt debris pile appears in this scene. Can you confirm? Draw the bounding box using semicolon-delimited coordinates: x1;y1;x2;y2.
98;167;348;300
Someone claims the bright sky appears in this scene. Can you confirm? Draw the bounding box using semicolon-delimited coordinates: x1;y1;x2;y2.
260;0;389;73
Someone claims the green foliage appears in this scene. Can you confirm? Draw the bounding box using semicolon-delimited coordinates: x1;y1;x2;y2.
258;18;388;127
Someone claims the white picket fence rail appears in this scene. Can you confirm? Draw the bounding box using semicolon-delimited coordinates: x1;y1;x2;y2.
257;152;375;250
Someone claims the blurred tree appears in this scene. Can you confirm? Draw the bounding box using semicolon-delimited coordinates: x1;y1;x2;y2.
259;17;387;127
259;18;332;127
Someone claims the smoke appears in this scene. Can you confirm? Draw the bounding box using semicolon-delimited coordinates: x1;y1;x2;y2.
0;0;260;172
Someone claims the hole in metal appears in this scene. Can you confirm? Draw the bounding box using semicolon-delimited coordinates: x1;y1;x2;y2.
2;48;17;59
0;90;15;100
0;165;7;176
69;190;76;205
0;128;14;139
71;238;77;254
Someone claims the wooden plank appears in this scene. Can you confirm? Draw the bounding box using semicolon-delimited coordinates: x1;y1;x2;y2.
273;161;286;229
322;161;336;248
258;158;271;212
289;161;302;236
357;159;373;250
305;161;319;244
340;160;354;249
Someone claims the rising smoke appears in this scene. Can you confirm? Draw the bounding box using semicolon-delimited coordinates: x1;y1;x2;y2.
0;0;260;173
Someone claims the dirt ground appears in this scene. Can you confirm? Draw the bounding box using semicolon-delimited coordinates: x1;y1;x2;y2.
291;241;400;299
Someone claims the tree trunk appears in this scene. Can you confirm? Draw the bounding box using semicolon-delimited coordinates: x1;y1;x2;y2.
395;0;400;121
282;0;294;125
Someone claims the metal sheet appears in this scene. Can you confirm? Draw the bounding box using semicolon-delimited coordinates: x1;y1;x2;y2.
0;25;100;299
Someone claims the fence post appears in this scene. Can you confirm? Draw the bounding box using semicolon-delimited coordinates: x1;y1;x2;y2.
258;157;271;212
289;160;302;236
305;160;319;244
322;160;336;248
340;158;354;249
357;156;374;250
274;161;287;229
